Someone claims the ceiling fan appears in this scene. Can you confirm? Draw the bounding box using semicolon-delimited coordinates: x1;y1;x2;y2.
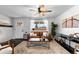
29;5;52;16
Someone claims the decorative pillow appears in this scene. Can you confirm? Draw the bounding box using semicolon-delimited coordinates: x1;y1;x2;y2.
30;33;33;36
76;34;79;37
34;34;37;36
45;39;48;41
74;35;77;37
43;32;47;36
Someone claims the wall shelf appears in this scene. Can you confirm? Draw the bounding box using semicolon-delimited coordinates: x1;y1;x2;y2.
0;25;13;27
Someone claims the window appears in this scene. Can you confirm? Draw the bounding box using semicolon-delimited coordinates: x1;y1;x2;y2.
30;20;48;31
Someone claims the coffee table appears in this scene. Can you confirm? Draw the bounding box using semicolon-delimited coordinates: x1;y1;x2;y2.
27;38;50;49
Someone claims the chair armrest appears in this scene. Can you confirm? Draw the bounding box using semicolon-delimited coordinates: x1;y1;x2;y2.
0;45;10;50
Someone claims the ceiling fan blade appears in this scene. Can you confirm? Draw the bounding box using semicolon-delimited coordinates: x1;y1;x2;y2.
45;10;52;12
41;10;52;13
29;9;36;11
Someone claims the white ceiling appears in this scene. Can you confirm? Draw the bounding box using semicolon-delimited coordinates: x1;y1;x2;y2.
0;5;73;18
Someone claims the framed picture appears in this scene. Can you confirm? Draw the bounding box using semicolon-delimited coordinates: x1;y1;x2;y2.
17;21;23;27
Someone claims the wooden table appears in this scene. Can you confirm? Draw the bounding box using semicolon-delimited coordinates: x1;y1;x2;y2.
27;38;50;49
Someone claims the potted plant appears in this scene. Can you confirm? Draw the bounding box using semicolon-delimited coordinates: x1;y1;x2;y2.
51;22;58;37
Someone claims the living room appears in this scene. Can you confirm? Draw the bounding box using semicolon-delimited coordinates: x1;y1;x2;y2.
0;5;79;54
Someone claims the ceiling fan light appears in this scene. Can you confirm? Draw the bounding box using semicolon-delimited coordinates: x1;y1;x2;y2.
40;5;46;12
40;7;46;11
40;12;45;16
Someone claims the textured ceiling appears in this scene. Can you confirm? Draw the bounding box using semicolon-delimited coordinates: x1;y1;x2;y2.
0;5;73;18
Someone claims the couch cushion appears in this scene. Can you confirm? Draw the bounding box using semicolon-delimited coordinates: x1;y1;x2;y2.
29;38;41;41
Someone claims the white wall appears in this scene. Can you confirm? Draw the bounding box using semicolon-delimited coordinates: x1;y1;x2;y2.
0;15;11;25
12;17;30;38
0;15;12;43
55;6;79;35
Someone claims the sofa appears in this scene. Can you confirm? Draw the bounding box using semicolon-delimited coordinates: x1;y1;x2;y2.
30;31;48;38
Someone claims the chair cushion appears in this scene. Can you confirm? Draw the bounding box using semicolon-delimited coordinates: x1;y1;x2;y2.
0;47;12;54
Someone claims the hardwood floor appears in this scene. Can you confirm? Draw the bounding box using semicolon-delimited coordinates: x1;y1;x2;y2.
14;40;70;54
